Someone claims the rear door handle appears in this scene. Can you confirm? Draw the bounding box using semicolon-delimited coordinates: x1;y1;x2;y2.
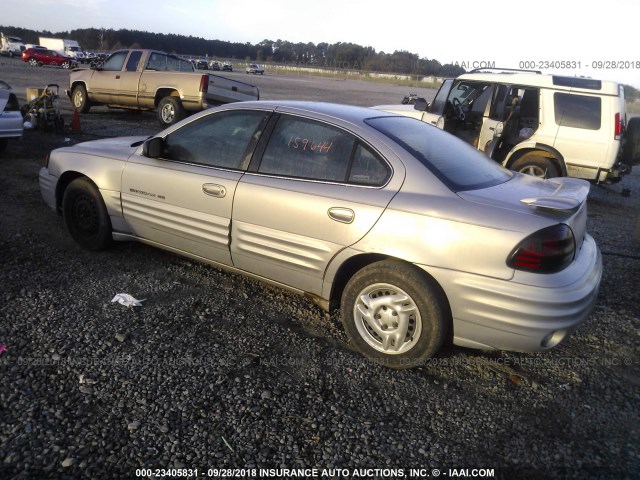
202;184;226;198
328;207;354;224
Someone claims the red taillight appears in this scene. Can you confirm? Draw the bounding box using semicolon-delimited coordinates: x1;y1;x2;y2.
507;224;575;273
615;112;623;140
199;74;208;93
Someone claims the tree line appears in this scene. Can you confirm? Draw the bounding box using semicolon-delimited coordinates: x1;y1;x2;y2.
3;24;639;98
0;25;464;77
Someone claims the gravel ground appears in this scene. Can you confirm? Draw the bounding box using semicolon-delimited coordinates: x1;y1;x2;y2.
0;59;639;480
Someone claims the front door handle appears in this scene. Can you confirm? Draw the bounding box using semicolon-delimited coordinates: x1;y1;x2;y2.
328;207;354;224
202;183;226;198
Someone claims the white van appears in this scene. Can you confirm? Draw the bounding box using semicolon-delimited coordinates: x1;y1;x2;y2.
377;69;635;183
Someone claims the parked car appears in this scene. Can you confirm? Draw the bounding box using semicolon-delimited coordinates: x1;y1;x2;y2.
0;80;23;152
376;69;633;183
21;48;77;68
246;63;264;75
195;60;208;70
39;101;602;368
222;61;233;72
209;61;220;71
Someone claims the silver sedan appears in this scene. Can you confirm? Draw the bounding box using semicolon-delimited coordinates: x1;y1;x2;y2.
0;81;23;153
39;101;602;368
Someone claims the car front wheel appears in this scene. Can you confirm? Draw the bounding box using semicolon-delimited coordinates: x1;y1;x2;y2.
28;58;38;67
62;178;112;250
341;260;448;369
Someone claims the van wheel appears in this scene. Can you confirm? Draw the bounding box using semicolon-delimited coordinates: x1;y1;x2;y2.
340;260;447;369
511;155;560;178
622;117;640;166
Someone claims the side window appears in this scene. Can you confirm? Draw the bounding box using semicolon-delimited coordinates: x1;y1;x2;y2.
349;144;390;186
554;93;601;130
146;53;164;71
164;110;269;169
258;116;354;182
125;51;142;72
102;52;127;71
429;78;454;115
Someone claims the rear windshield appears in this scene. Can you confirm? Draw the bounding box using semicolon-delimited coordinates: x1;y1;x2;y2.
366;116;512;191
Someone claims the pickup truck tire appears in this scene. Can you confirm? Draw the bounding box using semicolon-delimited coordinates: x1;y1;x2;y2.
157;96;186;127
71;85;91;114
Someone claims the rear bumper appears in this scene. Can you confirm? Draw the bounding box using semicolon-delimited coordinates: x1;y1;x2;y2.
421;234;602;352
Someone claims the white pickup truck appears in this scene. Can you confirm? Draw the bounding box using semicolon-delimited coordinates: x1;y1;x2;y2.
68;49;260;126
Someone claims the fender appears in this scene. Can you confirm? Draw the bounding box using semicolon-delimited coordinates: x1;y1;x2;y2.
505;144;567;176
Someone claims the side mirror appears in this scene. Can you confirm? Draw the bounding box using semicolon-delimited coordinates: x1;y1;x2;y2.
414;98;429;112
142;137;165;158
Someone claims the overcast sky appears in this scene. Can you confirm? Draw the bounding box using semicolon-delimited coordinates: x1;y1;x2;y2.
5;0;640;87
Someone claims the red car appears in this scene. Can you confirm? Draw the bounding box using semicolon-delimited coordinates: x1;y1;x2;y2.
21;48;77;69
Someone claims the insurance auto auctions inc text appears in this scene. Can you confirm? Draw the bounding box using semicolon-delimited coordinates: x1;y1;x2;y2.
197;467;496;478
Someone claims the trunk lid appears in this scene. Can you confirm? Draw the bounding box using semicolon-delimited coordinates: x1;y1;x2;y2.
458;174;590;249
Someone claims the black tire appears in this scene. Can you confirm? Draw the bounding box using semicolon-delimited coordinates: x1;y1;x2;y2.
622;117;640;166
340;260;448;369
157;96;186;127
511;154;560;178
62;178;112;251
71;85;91;113
0;138;8;153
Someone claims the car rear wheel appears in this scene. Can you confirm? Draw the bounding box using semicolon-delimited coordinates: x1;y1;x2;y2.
62;178;112;251
62;61;71;69
157;96;185;127
71;85;91;113
511;154;560;178
340;260;447;369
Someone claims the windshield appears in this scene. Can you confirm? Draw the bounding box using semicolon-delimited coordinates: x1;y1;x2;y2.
366;116;512;191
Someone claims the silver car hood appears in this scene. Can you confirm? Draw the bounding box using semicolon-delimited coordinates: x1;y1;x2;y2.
63;136;148;161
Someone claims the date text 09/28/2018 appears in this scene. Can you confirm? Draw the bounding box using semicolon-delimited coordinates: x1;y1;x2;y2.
519;60;640;70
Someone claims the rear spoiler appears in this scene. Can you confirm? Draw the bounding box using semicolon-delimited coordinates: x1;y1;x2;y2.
520;177;590;212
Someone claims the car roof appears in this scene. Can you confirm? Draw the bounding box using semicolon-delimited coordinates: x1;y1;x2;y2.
458;71;621;96
231;100;390;124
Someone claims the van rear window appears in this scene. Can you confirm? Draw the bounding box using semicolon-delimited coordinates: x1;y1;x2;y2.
554;93;602;130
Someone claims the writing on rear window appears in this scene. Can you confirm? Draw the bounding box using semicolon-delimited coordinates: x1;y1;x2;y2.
288;136;333;153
